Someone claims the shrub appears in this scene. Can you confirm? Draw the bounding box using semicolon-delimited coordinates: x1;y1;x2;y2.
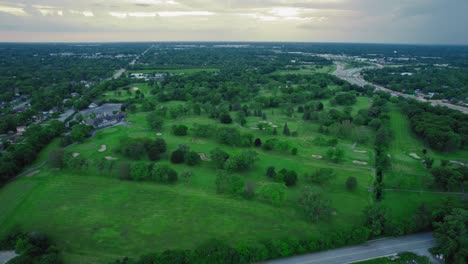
346;176;358;191
171;125;188;136
171;149;185;164
186;151;200;166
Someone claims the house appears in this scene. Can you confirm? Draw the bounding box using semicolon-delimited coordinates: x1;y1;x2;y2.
84;112;125;129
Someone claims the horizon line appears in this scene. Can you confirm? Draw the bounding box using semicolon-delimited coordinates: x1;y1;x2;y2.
0;40;467;47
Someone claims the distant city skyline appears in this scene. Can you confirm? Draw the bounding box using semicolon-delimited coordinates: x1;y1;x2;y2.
0;0;467;44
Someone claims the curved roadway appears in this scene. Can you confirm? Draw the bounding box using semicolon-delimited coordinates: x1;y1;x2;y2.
332;62;468;114
263;232;436;264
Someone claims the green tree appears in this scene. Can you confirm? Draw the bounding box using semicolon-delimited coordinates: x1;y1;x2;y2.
70;124;92;143
346;176;358;191
171;149;185;164
220;113;233;124
283;123;290;136
146;112;164;130
363;204;388;237
186;151;200;166
297;186;332;222
258;183;287;205
151;164;178;183
211;148;230;169
171;125;188;136
130;162;148;181
434;208;467;264
266;166;276;178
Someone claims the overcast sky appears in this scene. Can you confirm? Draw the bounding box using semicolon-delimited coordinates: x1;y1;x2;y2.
0;0;467;44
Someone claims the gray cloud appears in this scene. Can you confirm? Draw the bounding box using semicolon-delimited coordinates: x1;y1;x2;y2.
0;0;466;44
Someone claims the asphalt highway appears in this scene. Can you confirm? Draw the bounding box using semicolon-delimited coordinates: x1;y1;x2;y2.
264;232;436;264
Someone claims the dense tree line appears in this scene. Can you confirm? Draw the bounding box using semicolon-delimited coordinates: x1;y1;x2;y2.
112;225;371;264
0;232;62;263
399;98;468;152
363;66;468;101
0;121;64;185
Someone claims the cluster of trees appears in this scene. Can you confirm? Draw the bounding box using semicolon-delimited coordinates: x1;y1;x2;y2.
113;225;371;264
125;162;178;183
399;99;468;152
363;66;468;101
191;124;255;147
116;137;167;161
430;162;466;191
0;232;62;264
265;166;298;186
0;121;64;185
368;95;393;201
171;145;200;166
210;148;258;173
330;91;357;106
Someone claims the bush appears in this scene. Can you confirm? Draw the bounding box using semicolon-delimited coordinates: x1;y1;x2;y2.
171;149;185;164
172;125;188;136
266;166;276;178
130;162;149;181
346;176;358;191
283;170;298;186
186;151;200;166
220;113;233;124
151;165;178;183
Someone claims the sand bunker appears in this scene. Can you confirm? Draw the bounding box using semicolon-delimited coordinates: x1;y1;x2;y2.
353;150;367;153
353;160;368;165
198;153;211;161
250;127;259;130
131;87;140;91
105;156;118;161
72;152;80;157
98;145;107;152
27;170;40;177
450;160;467;167
312;155;323;159
271;125;278;128
409;153;421;159
156;133;162;136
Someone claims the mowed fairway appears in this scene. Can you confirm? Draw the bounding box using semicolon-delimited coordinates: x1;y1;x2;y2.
386;105;468;190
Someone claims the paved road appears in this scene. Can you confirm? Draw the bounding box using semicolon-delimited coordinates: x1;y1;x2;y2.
264;233;436;264
0;251;17;264
332;62;468;114
108;45;154;80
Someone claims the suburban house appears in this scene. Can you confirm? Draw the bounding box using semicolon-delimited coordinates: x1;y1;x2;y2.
83;112;125;129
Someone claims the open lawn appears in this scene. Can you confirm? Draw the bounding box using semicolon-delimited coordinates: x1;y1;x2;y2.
101;83;153;101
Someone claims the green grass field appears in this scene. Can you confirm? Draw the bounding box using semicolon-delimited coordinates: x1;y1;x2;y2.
101;83;153;101
0;82;464;263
